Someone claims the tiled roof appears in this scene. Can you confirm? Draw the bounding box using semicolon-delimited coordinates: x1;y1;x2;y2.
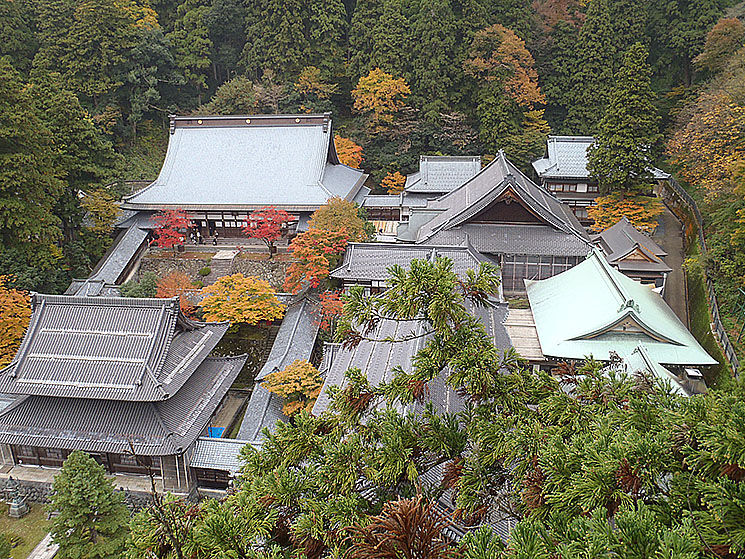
361;195;402;208
0;295;229;401
236;384;287;443
532;136;670;181
404;152;591;256
405;156;481;194
427;224;591;257
122;114;368;211
525;250;717;366
254;297;320;381
312;302;511;416
331;243;497;282
592;217;671;274
190;437;256;473
0;355;245;456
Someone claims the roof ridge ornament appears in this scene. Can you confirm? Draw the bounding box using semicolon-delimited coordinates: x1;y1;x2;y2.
619;299;640;314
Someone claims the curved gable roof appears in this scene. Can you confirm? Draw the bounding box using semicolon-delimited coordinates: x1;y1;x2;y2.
122;114;367;211
0;295;229;401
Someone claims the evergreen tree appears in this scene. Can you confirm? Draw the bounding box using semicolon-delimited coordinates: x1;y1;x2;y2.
564;0;616;134
204;0;246;84
0;58;63;253
588;43;661;194
369;0;411;80
49;451;130;559
348;0;385;80
608;0;648;66
29;71;120;243
410;0;459;120
35;0;140;107
166;0;213;101
0;0;36;74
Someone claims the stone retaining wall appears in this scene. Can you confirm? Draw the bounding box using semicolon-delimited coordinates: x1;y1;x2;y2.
137;255;291;289
0;478;163;512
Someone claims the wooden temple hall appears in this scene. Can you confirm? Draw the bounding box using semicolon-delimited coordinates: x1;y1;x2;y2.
0;295;246;492
121;113;369;237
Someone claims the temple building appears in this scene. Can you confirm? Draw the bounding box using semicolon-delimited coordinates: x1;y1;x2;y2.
330;242;499;295
122;113;369;236
592;216;671;292
0;295;245;493
522;251;716;369
532;136;670;224
398;151;592;295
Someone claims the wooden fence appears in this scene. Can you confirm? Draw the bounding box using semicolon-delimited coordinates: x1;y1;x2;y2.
659;176;740;375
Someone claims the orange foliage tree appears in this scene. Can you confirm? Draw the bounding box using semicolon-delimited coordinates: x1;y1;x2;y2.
262;359;323;416
308;197;371;242
668;92;745;198
334;135;364;169
588;194;664;234
381;171;406;194
352;68;411;124
316;290;344;332
242;206;294;258
199;273;285;325
0;276;31;367
694;18;745;74
283;229;350;293
156;271;197;316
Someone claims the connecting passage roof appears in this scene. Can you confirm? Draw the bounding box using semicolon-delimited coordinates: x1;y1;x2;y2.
0;294;229;401
404;156;481;194
525;251;716;366
122;114;368;211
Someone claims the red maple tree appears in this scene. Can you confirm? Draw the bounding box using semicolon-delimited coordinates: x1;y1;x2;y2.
242;206;294;258
283;228;350;293
316;290;344;331
151;209;192;254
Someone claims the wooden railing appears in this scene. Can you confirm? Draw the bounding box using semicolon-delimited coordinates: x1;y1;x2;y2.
659;176;740;375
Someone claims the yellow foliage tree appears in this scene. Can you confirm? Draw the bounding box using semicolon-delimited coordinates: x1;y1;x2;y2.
157;271;198;316
0;276;31;367
81;188;121;237
352;68;410;124
308;196;371;242
588;194;664;234
263;359;323;416
199;274;285;325
334;135;364;169
381;171;406;194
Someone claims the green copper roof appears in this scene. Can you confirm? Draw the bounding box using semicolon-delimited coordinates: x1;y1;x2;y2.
525;251;717;366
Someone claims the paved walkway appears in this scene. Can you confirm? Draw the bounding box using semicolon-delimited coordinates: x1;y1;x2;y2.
27;533;57;559
0;465;163;493
654;205;688;325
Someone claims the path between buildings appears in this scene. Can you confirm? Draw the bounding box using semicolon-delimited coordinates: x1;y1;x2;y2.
653;205;688;325
27;533;57;559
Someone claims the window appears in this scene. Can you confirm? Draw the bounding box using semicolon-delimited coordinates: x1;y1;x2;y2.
44;449;64;460
588;183;599;193
565;183;577;192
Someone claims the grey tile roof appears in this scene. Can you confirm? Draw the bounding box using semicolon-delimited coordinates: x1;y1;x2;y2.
331;243;497;282
121;114;367;211
428;224;592;257
413;151;589;244
236;383;288;443
0;295;229;402
361;195;402;208
312;302;510;416
254;297;320;382
592;217;671;274
533;136;670;181
190;437;256;473
405;156;481;194
0;355;245;456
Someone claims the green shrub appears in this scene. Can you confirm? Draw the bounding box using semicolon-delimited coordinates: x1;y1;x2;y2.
119;272;158;297
199;267;211;277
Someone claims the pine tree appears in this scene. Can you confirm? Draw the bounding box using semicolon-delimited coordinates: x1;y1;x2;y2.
564;0;616;134
348;0;385;80
49;451;130;559
0;0;36;74
166;0;213;100
0;58;64;253
588;43;662;195
369;0;411;80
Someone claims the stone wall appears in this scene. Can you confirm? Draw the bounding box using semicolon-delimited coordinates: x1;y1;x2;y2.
137;255;291;289
0;478;191;512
